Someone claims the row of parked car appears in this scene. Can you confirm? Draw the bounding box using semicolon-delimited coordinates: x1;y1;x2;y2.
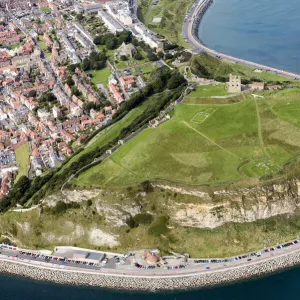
194;240;300;264
134;263;155;269
18;251;100;267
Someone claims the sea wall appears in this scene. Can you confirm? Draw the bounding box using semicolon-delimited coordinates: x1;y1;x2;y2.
191;0;213;45
1;251;300;291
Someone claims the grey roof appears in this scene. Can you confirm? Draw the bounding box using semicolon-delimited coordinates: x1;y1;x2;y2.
87;252;104;261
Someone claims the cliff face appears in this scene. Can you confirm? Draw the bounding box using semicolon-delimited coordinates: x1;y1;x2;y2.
158;180;300;229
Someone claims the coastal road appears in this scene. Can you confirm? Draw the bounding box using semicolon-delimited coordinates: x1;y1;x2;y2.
1;238;300;278
183;0;300;80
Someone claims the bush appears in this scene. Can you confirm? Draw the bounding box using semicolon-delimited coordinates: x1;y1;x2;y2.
53;201;67;214
141;180;154;193
133;213;153;224
148;216;169;236
0;237;12;245
126;216;139;228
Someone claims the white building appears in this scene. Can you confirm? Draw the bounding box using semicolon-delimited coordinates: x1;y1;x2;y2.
98;10;124;34
133;24;163;50
52;106;61;118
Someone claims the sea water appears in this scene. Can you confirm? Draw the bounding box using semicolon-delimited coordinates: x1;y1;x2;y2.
0;266;299;299
198;0;300;73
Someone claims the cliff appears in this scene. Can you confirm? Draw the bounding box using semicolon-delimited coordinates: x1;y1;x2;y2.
157;180;300;228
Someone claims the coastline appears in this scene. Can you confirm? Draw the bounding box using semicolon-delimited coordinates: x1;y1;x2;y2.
2;248;300;291
183;0;300;79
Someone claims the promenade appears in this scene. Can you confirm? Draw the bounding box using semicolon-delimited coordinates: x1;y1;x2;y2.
1;239;300;290
182;0;300;80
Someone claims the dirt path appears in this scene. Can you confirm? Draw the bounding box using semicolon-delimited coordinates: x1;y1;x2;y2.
254;98;269;159
182;121;241;159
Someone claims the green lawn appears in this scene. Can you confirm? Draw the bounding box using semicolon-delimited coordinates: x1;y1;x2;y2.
74;88;300;188
41;7;52;13
186;84;231;98
15;143;30;182
90;68;111;88
38;40;47;51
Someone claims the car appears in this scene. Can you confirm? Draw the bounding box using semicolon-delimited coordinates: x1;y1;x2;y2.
102;258;108;264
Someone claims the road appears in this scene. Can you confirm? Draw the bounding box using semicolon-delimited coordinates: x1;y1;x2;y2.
182;0;300;80
1;237;300;278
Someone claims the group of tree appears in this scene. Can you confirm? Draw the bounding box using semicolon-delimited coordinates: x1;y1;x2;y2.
81;51;107;72
39;92;57;103
93;31;132;50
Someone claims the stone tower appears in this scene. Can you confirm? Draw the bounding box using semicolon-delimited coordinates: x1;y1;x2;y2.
228;74;241;93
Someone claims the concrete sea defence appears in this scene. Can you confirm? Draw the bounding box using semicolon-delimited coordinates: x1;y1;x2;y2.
1;250;300;291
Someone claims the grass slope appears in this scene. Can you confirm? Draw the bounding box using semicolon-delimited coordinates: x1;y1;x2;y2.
138;0;194;47
74;87;300;188
191;53;297;83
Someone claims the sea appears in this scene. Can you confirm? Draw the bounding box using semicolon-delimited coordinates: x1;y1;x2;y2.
1;266;300;299
198;0;300;74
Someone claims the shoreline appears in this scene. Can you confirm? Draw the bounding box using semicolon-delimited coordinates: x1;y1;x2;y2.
2;248;300;291
183;0;300;79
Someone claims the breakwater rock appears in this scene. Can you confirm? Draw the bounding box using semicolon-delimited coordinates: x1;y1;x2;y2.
1;251;300;291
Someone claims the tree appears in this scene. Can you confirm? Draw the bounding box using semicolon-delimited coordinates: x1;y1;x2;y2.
147;53;158;61
82;58;91;71
133;51;142;60
53;201;67;215
105;37;118;50
165;53;173;60
66;77;75;86
120;55;127;61
167;73;186;89
117;30;132;44
93;36;102;45
92;60;105;70
157;51;164;59
71;86;81;96
151;78;164;93
28;90;37;98
68;63;80;73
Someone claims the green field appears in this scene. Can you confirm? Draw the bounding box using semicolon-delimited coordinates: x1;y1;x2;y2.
15;143;30;182
90;67;111;88
41;7;52;13
57;96;156;176
73;87;300;188
186;84;231;98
